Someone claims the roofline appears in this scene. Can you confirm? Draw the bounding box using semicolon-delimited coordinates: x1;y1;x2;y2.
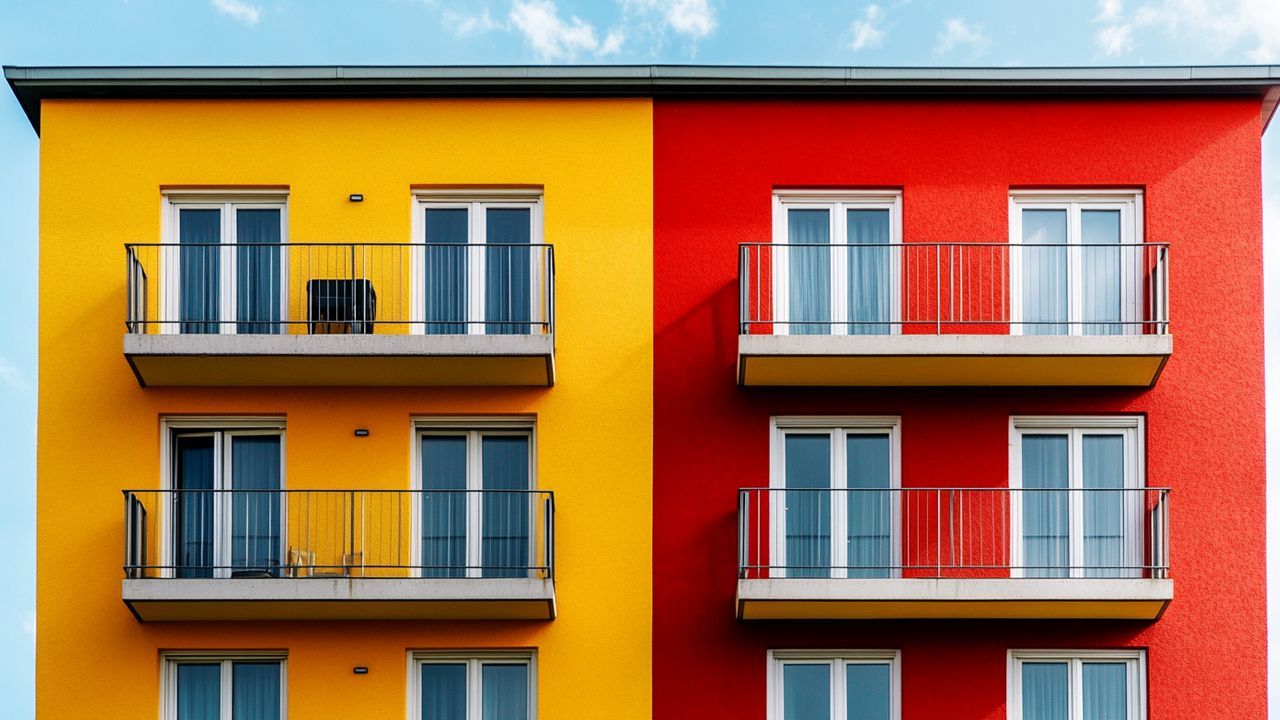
8;64;1280;134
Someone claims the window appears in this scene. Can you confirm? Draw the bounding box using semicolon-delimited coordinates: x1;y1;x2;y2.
769;651;899;720
410;652;535;720
162;192;288;335
413;419;535;578
164;418;285;579
1009;192;1142;336
164;654;286;720
1009;650;1146;720
771;417;900;579
411;191;545;336
772;191;902;336
1010;417;1144;579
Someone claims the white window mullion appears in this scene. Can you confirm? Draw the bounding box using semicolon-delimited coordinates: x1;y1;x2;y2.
830;429;849;578
220;204;237;335
1067;203;1084;337
221;660;234;720
830;203;849;335
1069;429;1085;578
830;660;843;720
467;432;484;578
469;203;486;336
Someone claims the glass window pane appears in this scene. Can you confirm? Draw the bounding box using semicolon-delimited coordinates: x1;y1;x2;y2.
846;209;891;336
481;663;529;720
1083;662;1129;720
179;208;221;334
846;434;891;578
421;436;468;578
1081;209;1123;336
1022;662;1069;720
788;208;832;335
176;663;221;720
846;663;891;720
485;208;532;335
234;208;282;335
424;208;469;334
785;434;832;578
1022;435;1070;578
1021;209;1068;335
1083;435;1128;578
421;663;467;720
175;435;216;579
481;436;531;578
232;661;281;720
230;435;282;577
783;663;831;720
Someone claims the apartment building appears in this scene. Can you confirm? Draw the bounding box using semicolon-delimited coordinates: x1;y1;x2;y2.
7;65;1275;719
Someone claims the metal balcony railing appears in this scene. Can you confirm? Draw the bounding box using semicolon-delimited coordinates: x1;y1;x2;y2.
124;489;555;580
125;243;555;336
739;242;1169;335
737;487;1169;580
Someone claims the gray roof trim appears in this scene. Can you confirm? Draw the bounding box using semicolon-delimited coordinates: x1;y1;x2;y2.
8;64;1280;134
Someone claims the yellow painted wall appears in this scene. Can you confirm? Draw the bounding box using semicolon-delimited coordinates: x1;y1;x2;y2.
36;98;653;719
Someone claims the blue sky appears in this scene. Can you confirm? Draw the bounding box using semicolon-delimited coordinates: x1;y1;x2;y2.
1;0;1278;717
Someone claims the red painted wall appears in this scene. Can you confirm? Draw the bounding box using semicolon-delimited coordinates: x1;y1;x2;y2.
653;98;1267;719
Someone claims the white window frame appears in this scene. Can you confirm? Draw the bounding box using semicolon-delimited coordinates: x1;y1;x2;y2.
410;417;537;579
770;416;902;579
410;189;545;336
1009;415;1145;579
771;190;903;337
1008;649;1146;720
407;650;536;720
1008;190;1143;337
767;649;901;720
160;416;287;580
160;190;290;335
161;651;287;720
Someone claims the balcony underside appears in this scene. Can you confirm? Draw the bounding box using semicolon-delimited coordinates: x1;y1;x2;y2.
737;334;1171;387
124;334;555;387
736;578;1172;620
123;578;556;622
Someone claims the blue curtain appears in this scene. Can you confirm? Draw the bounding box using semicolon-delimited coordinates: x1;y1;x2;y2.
421;663;467;720
175;435;215;579
785;434;831;578
1082;210;1123;336
1022;663;1069;720
481;663;529;720
421;436;468;578
481;436;530;579
177;663;221;720
788;209;832;335
1083;435;1126;578
1083;662;1128;720
1022;209;1068;335
235;209;282;335
847;209;891;335
232;662;281;720
846;434;891;578
230;436;282;577
1022;435;1070;578
179;209;221;334
485;208;533;335
846;663;891;720
424;209;469;334
783;663;830;720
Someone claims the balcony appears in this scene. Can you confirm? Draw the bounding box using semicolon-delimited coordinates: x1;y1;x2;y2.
123;242;555;387
736;487;1171;620
737;242;1171;387
122;489;555;622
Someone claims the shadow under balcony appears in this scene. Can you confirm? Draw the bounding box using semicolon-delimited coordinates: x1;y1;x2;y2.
123;243;555;387
122;488;556;622
737;242;1171;387
735;487;1172;621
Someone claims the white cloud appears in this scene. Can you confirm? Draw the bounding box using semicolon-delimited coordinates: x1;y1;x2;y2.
0;357;27;393
849;4;885;52
1093;0;1280;62
624;0;716;39
509;0;623;61
210;0;261;26
934;17;989;56
444;7;501;37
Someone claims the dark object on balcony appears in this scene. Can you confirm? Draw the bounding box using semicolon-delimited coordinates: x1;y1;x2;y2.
307;279;377;334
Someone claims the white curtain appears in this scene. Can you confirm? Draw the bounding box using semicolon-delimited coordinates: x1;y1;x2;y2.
785;434;832;578
1022;435;1070;578
481;436;531;579
1022;662;1069;720
846;209;892;335
846;663;891;720
481;664;529;720
1083;435;1128;578
788;209;832;335
177;663;220;720
421;436;468;578
1021;209;1069;335
424;208;469;334
783;663;830;720
1081;210;1123;336
231;662;281;720
1083;663;1128;720
229;435;282;577
846;435;891;578
421;663;467;720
